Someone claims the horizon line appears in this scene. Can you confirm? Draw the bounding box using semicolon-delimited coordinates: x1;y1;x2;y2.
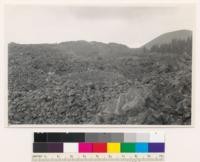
7;29;192;49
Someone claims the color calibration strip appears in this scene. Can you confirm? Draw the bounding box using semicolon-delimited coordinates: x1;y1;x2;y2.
33;132;165;153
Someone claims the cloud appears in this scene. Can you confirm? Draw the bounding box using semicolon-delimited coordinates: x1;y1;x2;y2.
5;4;195;47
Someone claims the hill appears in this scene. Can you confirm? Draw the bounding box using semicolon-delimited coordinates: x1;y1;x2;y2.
58;41;135;58
143;30;192;49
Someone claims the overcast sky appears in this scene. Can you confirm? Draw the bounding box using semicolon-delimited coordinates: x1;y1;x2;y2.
5;5;195;48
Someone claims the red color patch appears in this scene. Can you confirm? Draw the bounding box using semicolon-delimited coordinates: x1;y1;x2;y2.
93;143;107;153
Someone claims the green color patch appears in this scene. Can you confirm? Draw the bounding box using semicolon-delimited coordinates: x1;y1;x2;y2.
121;143;135;153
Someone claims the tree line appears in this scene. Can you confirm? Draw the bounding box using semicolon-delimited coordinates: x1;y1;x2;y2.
150;37;192;54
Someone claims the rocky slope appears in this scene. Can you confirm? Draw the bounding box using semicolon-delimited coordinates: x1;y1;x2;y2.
8;30;192;125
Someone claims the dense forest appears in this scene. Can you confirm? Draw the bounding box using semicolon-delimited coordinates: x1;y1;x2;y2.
150;37;192;54
8;30;192;125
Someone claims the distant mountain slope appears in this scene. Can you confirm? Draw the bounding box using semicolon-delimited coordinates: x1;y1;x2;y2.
58;40;134;58
143;30;192;49
9;41;136;59
9;29;193;58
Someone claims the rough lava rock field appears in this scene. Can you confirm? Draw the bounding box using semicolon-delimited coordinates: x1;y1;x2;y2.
8;30;192;125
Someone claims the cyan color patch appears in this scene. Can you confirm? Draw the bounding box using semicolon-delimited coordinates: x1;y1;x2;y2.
135;143;148;152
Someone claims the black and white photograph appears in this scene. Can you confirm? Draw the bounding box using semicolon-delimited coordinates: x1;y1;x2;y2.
6;4;194;125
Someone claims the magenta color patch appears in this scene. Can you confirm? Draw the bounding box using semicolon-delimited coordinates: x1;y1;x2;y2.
79;143;93;153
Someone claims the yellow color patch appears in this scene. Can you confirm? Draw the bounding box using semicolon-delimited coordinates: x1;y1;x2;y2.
107;143;120;153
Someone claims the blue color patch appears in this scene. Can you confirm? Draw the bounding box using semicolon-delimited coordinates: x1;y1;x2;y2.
135;143;148;152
